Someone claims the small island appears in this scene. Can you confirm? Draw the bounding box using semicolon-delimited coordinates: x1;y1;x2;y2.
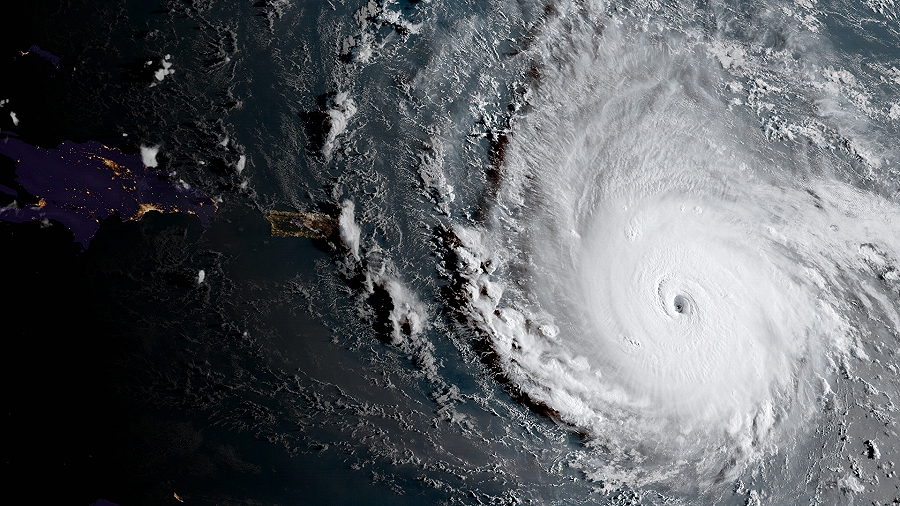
266;209;336;238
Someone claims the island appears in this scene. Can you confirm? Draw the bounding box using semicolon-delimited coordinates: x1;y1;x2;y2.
0;134;216;249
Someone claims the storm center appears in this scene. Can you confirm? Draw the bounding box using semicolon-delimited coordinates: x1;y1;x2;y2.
673;294;689;314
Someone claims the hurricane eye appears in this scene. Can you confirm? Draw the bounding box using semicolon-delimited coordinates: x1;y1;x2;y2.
673;294;689;314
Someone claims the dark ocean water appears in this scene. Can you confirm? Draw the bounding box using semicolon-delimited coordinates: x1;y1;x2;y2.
2;0;899;505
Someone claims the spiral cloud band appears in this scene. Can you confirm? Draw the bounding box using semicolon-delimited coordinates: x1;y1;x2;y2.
577;193;815;423
451;8;900;488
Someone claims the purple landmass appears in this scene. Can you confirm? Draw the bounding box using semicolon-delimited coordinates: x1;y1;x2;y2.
0;134;216;249
89;500;120;506
23;45;61;68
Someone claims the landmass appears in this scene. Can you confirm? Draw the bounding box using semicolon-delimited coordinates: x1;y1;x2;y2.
266;209;335;238
0;134;216;249
18;45;61;68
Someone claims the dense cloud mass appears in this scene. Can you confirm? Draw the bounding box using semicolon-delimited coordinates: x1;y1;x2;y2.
445;8;900;487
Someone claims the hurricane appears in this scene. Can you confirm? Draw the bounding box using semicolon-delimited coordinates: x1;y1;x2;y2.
418;0;900;498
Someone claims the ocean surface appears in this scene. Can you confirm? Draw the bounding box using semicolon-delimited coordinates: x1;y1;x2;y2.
2;0;899;504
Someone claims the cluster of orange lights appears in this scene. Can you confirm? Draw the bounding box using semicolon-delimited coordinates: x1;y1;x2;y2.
97;156;130;177
135;203;168;220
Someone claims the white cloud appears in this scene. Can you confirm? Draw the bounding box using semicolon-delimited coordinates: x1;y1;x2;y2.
140;145;160;168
